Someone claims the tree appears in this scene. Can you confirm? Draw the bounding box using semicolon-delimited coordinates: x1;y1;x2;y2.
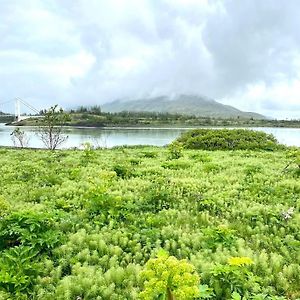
90;105;102;115
37;105;70;150
10;128;29;148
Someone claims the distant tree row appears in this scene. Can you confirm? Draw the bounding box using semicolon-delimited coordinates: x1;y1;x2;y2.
64;106;300;127
70;105;102;115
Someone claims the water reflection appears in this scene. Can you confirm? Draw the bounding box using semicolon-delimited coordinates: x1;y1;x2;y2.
0;124;299;148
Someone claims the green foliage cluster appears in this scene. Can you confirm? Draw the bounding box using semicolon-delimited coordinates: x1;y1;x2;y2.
0;196;10;217
0;147;299;299
167;141;183;160
139;250;200;299
177;129;281;150
285;148;300;170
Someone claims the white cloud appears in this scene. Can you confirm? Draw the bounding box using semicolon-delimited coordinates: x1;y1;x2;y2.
220;80;300;119
0;0;300;118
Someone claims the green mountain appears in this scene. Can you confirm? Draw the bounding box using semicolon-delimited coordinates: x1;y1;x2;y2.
102;95;265;119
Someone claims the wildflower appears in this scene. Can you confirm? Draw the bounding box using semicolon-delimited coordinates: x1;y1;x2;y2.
228;256;253;266
281;207;294;220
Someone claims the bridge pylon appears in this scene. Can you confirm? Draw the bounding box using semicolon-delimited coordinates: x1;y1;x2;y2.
15;98;21;122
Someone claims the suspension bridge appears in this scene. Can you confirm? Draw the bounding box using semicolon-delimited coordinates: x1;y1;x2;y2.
0;98;42;123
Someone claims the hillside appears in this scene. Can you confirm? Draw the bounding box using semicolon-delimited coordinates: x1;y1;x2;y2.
102;95;265;119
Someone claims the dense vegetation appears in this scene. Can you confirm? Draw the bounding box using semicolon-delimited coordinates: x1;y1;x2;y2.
176;129;282;151
10;107;300;128
0;143;299;299
0;115;14;123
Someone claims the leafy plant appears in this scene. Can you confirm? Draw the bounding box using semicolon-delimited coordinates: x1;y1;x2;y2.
113;163;132;178
0;210;61;252
0;246;40;298
284;147;300;170
81;142;96;162
209;257;257;299
167;141;183;160
162;160;190;170
203;225;236;250
0;196;10;217
139;250;200;300
142;151;158;158
85;191;125;224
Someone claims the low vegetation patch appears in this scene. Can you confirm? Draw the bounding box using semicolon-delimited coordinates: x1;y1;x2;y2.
177;129;282;151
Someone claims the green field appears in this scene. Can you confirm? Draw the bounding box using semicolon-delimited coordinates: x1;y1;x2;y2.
0;146;299;299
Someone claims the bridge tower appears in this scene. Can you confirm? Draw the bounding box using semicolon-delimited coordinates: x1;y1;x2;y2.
15;98;21;122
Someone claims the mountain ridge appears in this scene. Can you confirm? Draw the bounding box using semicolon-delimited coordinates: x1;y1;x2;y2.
102;95;265;119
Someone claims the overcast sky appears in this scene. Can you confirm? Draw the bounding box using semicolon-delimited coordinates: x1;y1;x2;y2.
0;0;299;119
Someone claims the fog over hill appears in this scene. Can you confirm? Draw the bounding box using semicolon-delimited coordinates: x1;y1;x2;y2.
1;1;300;118
102;95;266;119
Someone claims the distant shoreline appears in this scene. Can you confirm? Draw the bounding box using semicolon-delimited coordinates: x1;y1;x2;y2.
3;121;300;129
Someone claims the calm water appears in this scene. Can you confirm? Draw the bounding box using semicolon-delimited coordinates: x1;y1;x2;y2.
0;123;299;148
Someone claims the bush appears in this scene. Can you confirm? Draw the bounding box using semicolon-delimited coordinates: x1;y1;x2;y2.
0;246;40;297
285;147;300;170
0;211;61;252
142;151;158;158
209;256;258;299
177;129;281;151
0;196;10;217
113;163;132;178
167;141;183;160
139;250;200;300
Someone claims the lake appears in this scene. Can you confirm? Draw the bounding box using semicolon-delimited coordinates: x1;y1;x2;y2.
0;124;299;148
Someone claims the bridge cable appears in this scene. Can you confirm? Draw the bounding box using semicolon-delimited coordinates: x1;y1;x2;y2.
16;98;40;115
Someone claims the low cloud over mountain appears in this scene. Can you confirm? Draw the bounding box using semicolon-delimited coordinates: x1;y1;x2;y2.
0;0;299;119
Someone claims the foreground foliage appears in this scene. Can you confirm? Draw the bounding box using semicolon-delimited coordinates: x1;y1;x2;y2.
0;146;299;299
139;250;200;300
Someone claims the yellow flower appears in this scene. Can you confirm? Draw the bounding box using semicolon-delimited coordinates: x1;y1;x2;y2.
228;256;253;266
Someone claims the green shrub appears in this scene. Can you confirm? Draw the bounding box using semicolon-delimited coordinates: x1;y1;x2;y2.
162;160;191;170
167;141;183;160
142;151;158;158
0;246;40;298
209;257;258;299
140;180;172;213
0;197;10;217
203;225;236;251
85;192;126;224
81;142;96;162
129;158;141;165
177;129;281;151
139;250;200;300
0;211;61;252
189;152;212;162
113;163;132;178
284;147;300;171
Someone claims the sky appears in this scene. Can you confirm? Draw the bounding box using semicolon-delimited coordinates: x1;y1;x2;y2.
0;0;299;119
